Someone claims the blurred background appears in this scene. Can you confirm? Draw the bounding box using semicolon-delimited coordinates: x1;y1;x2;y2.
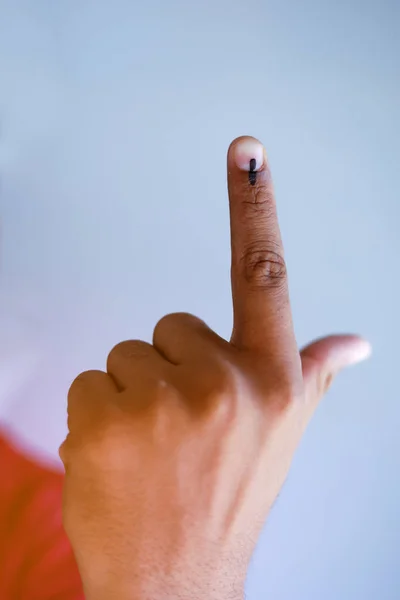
0;0;399;598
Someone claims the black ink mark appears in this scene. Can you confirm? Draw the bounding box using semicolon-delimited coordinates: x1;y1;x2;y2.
249;158;257;185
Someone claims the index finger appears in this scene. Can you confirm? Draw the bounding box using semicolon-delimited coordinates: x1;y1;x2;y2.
227;136;297;366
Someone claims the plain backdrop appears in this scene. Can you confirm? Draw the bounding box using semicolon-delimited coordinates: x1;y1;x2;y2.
0;1;399;598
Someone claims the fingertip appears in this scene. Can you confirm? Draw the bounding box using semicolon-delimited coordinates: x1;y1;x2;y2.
302;335;372;410
301;334;372;373
342;336;372;366
228;136;265;172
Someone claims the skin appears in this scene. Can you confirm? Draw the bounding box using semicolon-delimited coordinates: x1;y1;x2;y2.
60;136;371;600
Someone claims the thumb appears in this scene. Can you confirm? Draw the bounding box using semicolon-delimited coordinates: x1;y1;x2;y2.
301;334;372;411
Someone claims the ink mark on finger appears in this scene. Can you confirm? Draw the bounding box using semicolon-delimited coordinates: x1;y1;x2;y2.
249;158;257;186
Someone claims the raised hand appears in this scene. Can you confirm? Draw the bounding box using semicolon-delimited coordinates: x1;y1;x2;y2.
60;136;371;600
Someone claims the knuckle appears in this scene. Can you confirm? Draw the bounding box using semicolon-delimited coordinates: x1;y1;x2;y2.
252;181;275;207
240;178;273;207
212;360;238;396
267;376;304;419
69;369;103;395
240;246;287;290
209;393;237;426
108;339;151;362
158;312;201;328
200;361;241;417
154;312;191;334
149;377;179;405
154;313;179;332
153;312;205;342
269;393;295;421
275;387;296;414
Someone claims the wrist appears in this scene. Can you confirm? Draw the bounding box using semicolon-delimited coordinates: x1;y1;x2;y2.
82;556;246;600
78;532;251;600
86;582;244;600
85;580;245;600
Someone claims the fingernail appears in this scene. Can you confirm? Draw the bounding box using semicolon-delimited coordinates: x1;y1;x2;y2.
234;139;264;172
344;339;372;366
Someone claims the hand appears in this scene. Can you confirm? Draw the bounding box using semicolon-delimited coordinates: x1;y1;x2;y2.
60;136;371;600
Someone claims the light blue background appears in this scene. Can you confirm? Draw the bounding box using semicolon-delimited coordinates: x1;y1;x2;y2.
0;1;399;598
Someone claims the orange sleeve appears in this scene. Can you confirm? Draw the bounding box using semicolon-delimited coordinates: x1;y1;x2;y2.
0;435;84;599
17;475;85;600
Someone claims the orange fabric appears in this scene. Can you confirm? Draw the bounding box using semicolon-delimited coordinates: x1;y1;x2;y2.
0;434;84;599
